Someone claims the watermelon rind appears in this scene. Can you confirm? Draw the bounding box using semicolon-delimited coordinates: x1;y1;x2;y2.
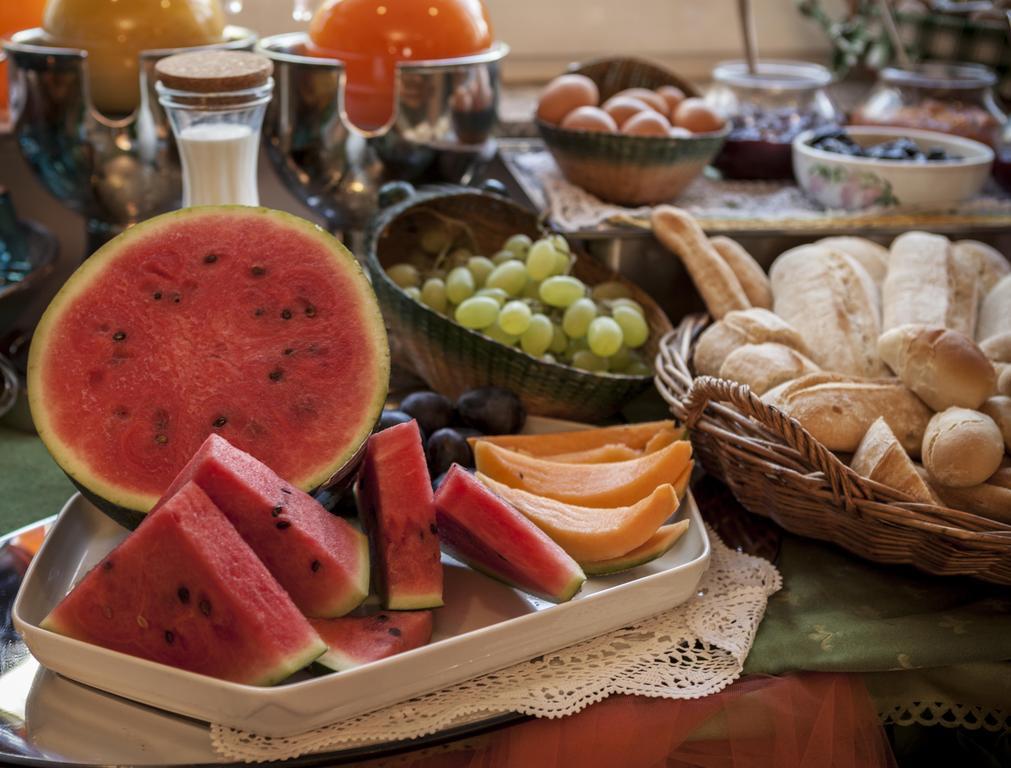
248;639;329;686
580;520;690;577
28;206;389;516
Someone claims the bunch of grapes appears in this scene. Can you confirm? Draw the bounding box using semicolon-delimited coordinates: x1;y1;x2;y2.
385;222;652;376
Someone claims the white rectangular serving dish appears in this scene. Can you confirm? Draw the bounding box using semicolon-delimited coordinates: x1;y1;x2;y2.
14;491;709;737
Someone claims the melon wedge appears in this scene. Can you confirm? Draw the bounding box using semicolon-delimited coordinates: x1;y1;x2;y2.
477;476;679;562
474;439;693;508
581;520;690;576
544;444;641;463
644;428;682;454
469;420;683;456
310;611;433;672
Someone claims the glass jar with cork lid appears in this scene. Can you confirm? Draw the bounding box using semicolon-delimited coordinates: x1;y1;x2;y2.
155;50;274;207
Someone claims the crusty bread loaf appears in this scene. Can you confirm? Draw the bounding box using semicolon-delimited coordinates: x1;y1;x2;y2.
877;324;996;411
922;407;1004;488
692;308;810;377
710;236;773;309
651;206;750;319
917;466;1011;524
979;396;1011;451
953;240;1010;296
817;236;889;283
718;342;820;395
762;372;931;455
883;232;978;337
770;245;887;377
999;364;1011;397
980;332;1011;363
978;274;1011;343
851;417;940;504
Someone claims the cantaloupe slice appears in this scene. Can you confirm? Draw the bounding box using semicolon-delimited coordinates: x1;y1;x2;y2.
544;444;642;463
474;439;693;509
581;520;690;575
644;428;681;454
477;477;679;561
469;420;683;456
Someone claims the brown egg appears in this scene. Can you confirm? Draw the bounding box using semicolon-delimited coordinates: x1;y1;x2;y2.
668;126;693;138
561;106;618;133
612;87;667;115
622;109;671;137
601;95;652;128
656;85;687;116
537;74;600;125
673;98;725;133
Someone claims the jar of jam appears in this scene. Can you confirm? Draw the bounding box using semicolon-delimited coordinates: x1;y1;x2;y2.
706;60;840;180
851;62;1006;148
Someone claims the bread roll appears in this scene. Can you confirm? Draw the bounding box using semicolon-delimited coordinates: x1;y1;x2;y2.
770;245;887;377
651;206;750;319
710;236;772;309
979;396;1011;451
1000;364;1011;397
851;417;940;504
877;324;996;411
922;407;1004;488
953;240;1010;296
980;332;1011;363
692;308;810;376
718;342;820;395
978;274;1011;343
917;467;1011;524
883;232;977;337
762;373;931;455
817;236;889;283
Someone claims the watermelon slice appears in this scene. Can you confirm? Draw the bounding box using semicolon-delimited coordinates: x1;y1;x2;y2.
433;465;585;602
357;420;443;610
580;521;690;576
154;434;369;618
310;611;433;672
42;482;326;685
28;206;389;525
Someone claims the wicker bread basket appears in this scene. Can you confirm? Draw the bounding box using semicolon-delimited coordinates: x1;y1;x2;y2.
366;187;673;422
655;315;1011;585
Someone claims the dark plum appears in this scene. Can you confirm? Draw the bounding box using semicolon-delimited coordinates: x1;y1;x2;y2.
376;409;414;433
456;387;525;435
399;391;454;437
426;428;474;477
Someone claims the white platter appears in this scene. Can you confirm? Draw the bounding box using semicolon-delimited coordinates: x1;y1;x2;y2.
14;476;709;738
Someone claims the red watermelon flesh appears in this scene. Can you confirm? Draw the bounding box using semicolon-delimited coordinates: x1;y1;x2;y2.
28;206;389;516
310;611;433;672
433;465;585;603
42;482;327;685
154;434;369;618
357;420;443;610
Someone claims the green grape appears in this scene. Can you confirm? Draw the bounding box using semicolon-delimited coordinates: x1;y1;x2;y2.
539;276;586;308
449;247;472;263
525;239;558;281
549;322;568;354
562;298;597;339
612;305;649;348
420;224;451;255
520;313;553;356
587;316;623;357
571;350;608;372
591;281;631;301
610;297;645;316
624;359;652;376
503;233;532;258
475;287;509;306
541;353;557;364
484;323;520;346
466;256;495;287
550;234;570;254
498;300;532;335
552;250;572;276
608;345;633;372
446;266;475;305
486;260;528;296
420;277;448;313
404;286;422;301
386;263;420;289
522;280;542;300
455;296;500;329
565;335;589;356
492;249;519;265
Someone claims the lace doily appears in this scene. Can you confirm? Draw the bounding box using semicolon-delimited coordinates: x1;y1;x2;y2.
879;702;1011;732
211;525;780;763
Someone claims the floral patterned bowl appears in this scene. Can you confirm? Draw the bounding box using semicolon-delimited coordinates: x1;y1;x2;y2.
792;126;993;211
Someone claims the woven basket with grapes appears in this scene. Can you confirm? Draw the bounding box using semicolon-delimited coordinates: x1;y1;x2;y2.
365;187;673;422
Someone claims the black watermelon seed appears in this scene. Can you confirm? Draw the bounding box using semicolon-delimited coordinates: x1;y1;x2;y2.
203;253;219;264
280;309;292;320
254;308;265;317
272;505;283;517
171;293;181;304
280;488;292;495
164;630;175;644
269;368;284;382
251;266;266;277
429;523;438;535
276;520;291;530
305;305;316;317
112;331;126;341
213;416;227;428
199;599;212;616
153;291;162;300
311;560;321;572
376;614;389;622
103;560;113;571
283;348;294;356
388;627;402;637
155;434;168;445
177;586;190;604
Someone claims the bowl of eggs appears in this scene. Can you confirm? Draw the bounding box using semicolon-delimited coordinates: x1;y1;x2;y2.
536;57;728;205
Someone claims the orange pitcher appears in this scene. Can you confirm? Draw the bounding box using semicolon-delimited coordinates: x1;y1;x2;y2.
0;0;46;121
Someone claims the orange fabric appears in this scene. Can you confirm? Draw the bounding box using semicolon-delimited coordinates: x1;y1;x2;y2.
356;674;895;768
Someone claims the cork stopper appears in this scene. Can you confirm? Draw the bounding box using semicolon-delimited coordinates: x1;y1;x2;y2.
155;51;273;94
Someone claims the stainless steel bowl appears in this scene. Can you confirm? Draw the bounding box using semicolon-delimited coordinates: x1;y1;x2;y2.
256;33;508;233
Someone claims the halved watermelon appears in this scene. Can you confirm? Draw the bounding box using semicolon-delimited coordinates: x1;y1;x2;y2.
580;521;690;576
42;482;326;685
310;611;433;672
154;434;369;618
357;420;443;610
433;465;585;602
28;206;389;524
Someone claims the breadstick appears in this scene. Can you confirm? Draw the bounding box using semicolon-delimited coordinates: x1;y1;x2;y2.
710;236;773;309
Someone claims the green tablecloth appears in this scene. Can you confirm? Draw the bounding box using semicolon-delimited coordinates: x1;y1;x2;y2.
0;426;74;532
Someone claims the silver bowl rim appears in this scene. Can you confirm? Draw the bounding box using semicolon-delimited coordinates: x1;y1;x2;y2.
3;25;257;60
